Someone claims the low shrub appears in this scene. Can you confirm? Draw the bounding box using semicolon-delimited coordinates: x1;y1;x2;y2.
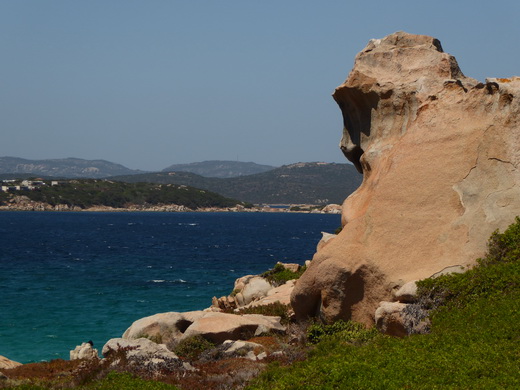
172;335;215;361
306;320;377;344
236;302;292;325
261;263;306;286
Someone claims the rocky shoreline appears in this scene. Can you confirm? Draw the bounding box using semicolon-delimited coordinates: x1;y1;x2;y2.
0;195;342;214
0;261;314;387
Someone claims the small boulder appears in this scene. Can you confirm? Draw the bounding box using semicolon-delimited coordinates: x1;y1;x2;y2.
393;281;418;303
240;277;274;306
70;342;99;360
375;301;430;337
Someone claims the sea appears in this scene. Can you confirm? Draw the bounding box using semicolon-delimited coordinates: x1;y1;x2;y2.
0;211;340;364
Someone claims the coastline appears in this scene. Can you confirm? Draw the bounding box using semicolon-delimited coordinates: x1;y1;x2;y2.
0;197;342;214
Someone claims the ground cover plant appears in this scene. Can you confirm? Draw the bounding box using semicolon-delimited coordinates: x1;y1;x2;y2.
261;263;306;286
247;217;520;389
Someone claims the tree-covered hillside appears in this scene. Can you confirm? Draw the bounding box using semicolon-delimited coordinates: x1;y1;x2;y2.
0;180;247;210
112;162;362;204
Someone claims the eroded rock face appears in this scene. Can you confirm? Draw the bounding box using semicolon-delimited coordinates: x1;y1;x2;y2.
292;31;520;325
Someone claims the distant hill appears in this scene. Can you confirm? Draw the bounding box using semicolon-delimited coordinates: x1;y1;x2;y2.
112;162;363;205
0;179;247;210
162;160;276;178
0;157;144;179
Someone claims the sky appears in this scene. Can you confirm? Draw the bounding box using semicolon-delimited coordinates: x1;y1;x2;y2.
1;1;519;171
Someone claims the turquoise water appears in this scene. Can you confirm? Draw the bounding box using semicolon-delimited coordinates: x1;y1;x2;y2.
0;211;339;363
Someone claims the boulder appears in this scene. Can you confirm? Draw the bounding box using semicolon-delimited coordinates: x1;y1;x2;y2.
102;337;187;370
292;31;520;325
241;279;295;308
240;276;274;306
181;312;285;344
375;301;430;337
393;281;418;303
122;311;205;345
70;342;99;360
0;355;21;369
221;340;264;360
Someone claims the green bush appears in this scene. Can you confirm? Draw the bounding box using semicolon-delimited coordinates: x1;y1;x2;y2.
261;263;306;286
306;320;377;344
172;335;215;361
236;302;292;325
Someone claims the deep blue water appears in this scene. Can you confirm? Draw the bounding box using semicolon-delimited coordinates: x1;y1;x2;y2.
0;211;339;363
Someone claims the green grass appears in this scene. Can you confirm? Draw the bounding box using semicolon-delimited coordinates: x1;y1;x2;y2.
248;217;520;389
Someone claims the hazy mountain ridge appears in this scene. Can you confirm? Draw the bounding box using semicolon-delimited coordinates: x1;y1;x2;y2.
0;157;144;179
162;160;276;178
112;162;363;205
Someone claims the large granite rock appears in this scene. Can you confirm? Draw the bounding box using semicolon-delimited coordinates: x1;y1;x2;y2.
122;311;205;345
180;313;285;344
123;311;285;345
292;31;520;324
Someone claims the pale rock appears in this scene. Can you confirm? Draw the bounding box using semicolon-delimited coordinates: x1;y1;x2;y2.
70;342;99;360
393;281;418;303
181;312;285;344
0;355;21;370
240;276;274;306
316;232;337;252
292;31;520;325
122;311;205;345
241;279;295;308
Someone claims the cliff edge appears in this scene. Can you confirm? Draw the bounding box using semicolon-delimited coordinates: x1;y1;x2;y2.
291;31;520;324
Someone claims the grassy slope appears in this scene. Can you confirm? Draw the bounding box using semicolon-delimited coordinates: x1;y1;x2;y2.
248;218;520;389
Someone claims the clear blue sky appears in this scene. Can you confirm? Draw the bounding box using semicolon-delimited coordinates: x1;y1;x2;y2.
1;1;519;171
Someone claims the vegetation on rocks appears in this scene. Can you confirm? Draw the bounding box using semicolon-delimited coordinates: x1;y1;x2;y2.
261;263;306;286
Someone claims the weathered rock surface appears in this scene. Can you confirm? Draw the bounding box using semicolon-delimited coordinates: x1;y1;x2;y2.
123;311;285;346
292;31;520;325
0;355;21;370
122;311;205;345
181;313;285;344
70;342;99;360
